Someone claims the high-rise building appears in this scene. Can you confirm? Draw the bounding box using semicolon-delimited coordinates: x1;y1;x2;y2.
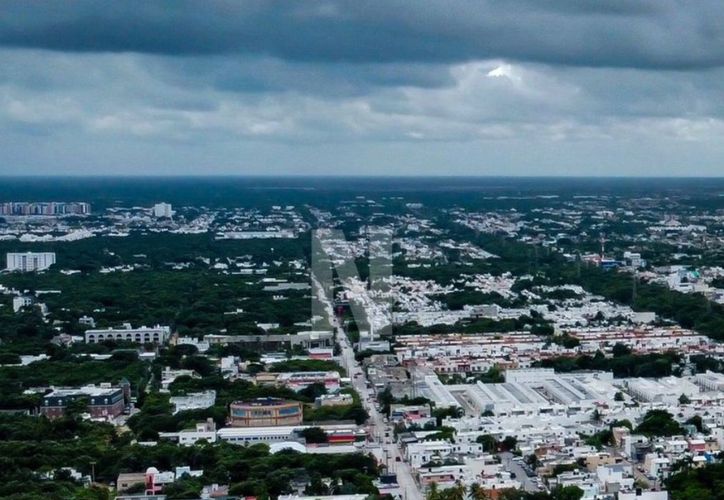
0;202;90;216
6;252;56;272
152;202;173;218
12;296;33;312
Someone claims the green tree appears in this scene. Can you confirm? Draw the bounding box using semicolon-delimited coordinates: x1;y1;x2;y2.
469;482;488;500
636;410;683;437
612;343;632;357
500;436;517;452
299;427;328;444
476;434;498;453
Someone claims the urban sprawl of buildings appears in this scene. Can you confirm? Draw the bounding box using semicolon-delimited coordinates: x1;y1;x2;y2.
2;189;724;500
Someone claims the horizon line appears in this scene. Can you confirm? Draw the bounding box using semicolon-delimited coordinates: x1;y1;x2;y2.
1;174;724;180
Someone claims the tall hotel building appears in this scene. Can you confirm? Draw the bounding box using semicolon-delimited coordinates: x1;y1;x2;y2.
0;202;90;216
6;252;56;272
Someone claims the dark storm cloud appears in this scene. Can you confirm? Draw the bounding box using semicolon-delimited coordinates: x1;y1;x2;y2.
1;2;724;176
2;0;724;70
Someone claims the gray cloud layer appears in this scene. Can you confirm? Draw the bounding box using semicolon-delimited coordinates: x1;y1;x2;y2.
3;1;724;69
0;1;723;175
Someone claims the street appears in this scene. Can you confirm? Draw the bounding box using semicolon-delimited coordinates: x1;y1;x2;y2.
499;452;542;493
338;327;422;500
313;273;423;499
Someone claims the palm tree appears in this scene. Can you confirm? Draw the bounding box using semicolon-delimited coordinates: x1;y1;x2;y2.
427;481;466;500
448;480;466;500
426;482;440;500
469;482;488;500
591;408;601;422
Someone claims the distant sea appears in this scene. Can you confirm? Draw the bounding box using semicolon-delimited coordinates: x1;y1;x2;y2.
0;176;723;209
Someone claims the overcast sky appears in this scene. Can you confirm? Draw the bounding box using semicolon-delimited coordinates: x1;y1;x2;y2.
2;1;724;176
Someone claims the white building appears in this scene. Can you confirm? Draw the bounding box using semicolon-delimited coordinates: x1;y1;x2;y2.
695;371;724;392
618;491;668;500
79;315;96;328
175;336;210;353
216;423;359;446
160;419;217;446
625;377;699;404
276;371;341;392
84;324;171;344
441;369;617;417
169;390;216;414
279;495;368;500
404;440;483;469
596;464;634;493
12;296;32;313
220;356;239;378
6;252;56;272
644;453;671;480
152;202;173;218
552;470;600;499
161;367;199;390
624;251;646;269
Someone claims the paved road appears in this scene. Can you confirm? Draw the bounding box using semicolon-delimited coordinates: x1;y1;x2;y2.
338;325;422;500
499;452;542;493
312;273;422;499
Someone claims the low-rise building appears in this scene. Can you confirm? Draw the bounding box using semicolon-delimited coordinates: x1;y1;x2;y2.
159;419;217;446
169;390;216;414
217;423;362;445
390;404;434;427
205;331;334;350
316;393;354;407
229;398;303;427
40;382;129;419
84;323;171;344
116;472;147;493
695;371;724;392
276;371;341;392
618;491;669;500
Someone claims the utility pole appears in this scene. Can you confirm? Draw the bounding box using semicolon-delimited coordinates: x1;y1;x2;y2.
576;253;581;279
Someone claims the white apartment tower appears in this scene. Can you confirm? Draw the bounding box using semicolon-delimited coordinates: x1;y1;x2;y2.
152;202;173;218
6;252;56;272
